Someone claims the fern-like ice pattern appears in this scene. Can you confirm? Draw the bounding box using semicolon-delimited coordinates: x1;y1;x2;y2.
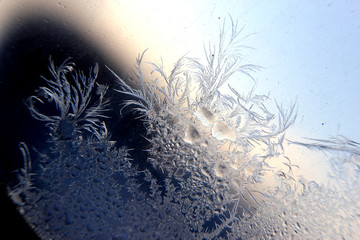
7;19;360;239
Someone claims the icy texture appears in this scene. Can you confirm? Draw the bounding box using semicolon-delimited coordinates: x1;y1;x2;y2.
26;57;109;140
8;19;360;239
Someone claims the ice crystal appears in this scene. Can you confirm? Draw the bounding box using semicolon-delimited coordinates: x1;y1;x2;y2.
26;57;109;140
7;18;360;239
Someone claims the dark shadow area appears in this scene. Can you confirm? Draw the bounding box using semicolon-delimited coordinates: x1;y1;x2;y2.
0;181;39;239
0;14;107;182
0;13;137;239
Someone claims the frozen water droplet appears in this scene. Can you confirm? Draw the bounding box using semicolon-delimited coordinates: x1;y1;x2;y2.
211;121;236;141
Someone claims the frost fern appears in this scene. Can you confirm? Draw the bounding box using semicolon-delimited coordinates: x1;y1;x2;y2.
7;17;360;240
27;57;109;140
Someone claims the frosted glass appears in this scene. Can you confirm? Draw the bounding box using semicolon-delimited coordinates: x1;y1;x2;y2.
1;1;359;239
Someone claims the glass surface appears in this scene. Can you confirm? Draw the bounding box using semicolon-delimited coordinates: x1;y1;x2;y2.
0;1;359;239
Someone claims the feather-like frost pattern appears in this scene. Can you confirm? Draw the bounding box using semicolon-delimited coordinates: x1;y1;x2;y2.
7;18;360;239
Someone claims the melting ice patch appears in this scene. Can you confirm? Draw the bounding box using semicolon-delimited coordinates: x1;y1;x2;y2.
7;19;360;239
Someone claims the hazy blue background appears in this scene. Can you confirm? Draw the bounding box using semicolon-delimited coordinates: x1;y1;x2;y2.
169;0;360;142
227;1;360;142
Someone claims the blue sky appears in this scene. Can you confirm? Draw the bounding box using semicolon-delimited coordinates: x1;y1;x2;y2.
230;0;360;142
180;0;360;142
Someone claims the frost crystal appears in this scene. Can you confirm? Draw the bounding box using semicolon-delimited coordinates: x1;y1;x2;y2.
26;57;109;140
7;19;360;239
